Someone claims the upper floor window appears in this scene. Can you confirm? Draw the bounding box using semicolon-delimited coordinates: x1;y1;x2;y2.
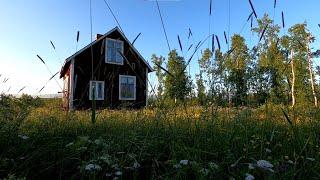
89;81;105;100
105;39;124;65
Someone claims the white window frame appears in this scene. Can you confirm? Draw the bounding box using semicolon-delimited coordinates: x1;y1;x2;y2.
105;38;124;65
119;75;136;100
89;81;105;101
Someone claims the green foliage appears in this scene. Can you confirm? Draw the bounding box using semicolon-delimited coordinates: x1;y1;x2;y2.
1;99;320;179
151;54;166;97
226;34;250;106
0;94;42;122
164;50;192;100
195;73;206;105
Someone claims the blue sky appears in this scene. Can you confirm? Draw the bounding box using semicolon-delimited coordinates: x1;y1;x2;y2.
1;0;320;95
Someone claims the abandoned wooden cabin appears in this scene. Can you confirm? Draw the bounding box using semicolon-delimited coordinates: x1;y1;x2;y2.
60;27;153;110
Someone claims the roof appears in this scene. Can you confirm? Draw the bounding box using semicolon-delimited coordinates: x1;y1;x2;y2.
60;27;153;77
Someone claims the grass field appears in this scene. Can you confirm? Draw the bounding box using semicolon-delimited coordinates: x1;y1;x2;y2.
1;95;320;179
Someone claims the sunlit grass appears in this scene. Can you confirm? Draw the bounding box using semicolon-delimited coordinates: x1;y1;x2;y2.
1;96;320;179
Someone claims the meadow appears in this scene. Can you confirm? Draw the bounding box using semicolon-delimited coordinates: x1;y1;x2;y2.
1;94;320;179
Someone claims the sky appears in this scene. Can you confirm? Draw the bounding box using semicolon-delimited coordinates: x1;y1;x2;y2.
0;0;320;95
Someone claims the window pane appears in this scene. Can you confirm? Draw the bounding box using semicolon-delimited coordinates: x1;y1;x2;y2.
110;49;116;62
120;77;135;99
92;82;96;88
97;83;103;99
128;84;134;98
115;41;122;48
116;53;123;63
128;77;134;84
121;84;127;98
121;77;127;84
107;40;114;48
107;48;113;62
91;82;96;99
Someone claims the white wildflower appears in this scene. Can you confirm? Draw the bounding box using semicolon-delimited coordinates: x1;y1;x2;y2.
77;146;87;151
248;163;255;170
180;160;189;165
85;164;102;171
265;148;272;153
65;142;74;147
133;161;141;169
18;135;29;140
287;160;294;164
105;173;112;177
115;170;122;176
284;156;289;160
94;139;102;145
174;164;182;169
256;160;274;172
208;162;219;170
306;158;315;162
257;160;273;169
245;173;255;180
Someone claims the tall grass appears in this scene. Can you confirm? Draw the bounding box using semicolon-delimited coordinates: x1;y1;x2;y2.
0;95;320;179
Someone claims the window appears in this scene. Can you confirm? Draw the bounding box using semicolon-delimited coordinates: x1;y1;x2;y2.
89;81;105;100
119;75;136;100
105;39;124;65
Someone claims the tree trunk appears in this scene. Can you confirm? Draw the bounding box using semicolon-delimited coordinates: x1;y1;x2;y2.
290;49;295;108
307;37;318;107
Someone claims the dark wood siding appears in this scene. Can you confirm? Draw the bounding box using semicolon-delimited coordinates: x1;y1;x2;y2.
72;30;148;109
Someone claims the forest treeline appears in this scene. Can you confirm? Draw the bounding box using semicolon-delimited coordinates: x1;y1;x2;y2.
151;14;320;108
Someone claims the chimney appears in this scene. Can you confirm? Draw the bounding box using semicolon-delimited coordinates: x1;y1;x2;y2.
96;34;103;40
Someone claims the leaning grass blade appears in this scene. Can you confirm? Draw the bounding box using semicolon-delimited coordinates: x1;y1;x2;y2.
155;63;173;77
36;55;46;64
209;0;212;16
296;39;304;48
49;72;59;81
224;31;228;45
50;41;56;50
17;86;26;93
281;11;285;28
247;12;253;22
132;32;141;45
77;31;80;42
215;35;221;50
281;108;293;126
187;44;193;52
226;47;235;56
248;0;257;18
212;35;215;52
259;24;268;42
38;86;45;93
188;28;192;39
177;35;183;52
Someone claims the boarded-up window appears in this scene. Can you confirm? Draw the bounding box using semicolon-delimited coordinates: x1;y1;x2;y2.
119;75;136;100
106;39;124;65
89;81;105;100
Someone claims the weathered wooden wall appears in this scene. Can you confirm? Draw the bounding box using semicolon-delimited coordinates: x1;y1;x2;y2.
72;30;148;109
